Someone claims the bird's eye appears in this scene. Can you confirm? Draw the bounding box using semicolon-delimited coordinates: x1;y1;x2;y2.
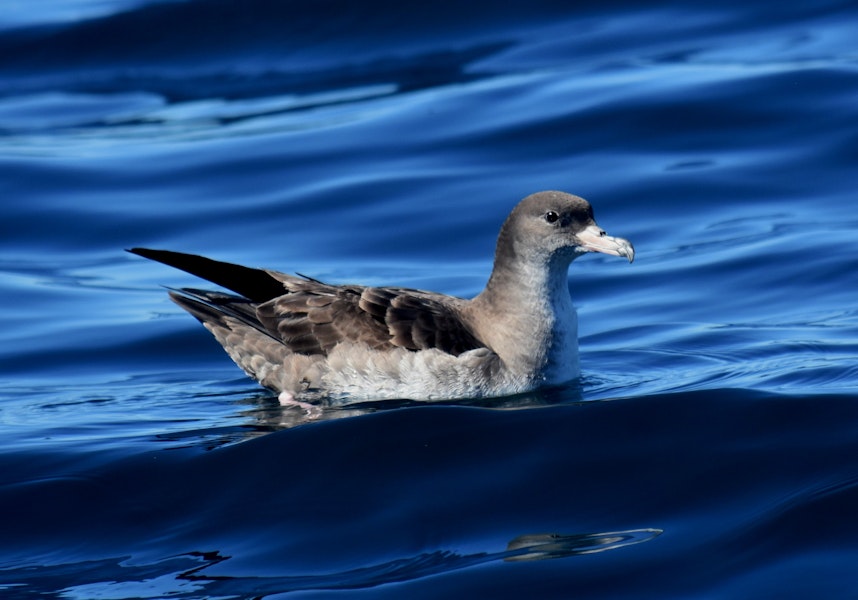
544;211;559;224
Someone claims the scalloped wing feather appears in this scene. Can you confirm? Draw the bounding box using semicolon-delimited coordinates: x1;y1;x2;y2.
252;271;485;357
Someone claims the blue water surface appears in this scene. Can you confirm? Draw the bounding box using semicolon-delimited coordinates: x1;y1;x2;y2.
1;0;857;598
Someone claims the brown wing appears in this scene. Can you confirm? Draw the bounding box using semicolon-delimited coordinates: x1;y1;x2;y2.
129;248;485;358
256;273;485;357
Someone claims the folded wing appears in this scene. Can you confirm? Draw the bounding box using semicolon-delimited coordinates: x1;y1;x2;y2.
129;248;485;358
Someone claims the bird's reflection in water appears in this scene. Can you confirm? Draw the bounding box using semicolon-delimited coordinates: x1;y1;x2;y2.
504;529;662;561
155;383;584;449
239;383;585;432
161;528;662;597
145;385;661;598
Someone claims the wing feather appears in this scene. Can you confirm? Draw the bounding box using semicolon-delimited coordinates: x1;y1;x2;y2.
251;272;485;357
136;248;487;358
130;248;510;401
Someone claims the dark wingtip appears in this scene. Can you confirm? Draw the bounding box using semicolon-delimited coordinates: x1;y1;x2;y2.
127;247;169;261
127;247;170;259
128;247;287;303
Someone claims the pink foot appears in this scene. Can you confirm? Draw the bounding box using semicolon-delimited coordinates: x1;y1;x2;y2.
278;391;322;418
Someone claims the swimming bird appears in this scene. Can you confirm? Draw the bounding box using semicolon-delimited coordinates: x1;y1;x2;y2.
129;191;633;404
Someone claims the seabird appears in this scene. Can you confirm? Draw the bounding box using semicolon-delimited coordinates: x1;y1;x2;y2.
129;191;633;404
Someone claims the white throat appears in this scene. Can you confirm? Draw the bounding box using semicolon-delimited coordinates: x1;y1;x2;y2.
471;253;580;385
531;255;580;384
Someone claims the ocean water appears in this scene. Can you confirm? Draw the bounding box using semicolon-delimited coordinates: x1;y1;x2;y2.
1;0;857;598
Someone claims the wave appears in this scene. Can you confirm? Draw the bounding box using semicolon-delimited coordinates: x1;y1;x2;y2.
2;0;856;102
0;0;568;101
